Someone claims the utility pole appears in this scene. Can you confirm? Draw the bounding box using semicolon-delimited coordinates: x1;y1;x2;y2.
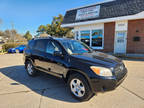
11;21;14;43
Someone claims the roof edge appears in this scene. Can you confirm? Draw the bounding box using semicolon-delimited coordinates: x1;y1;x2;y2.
67;0;116;11
61;11;144;27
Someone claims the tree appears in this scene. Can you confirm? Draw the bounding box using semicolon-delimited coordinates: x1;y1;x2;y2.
0;30;4;36
4;30;11;37
24;31;32;41
4;29;17;41
0;29;26;42
37;14;73;37
37;25;47;33
15;34;27;42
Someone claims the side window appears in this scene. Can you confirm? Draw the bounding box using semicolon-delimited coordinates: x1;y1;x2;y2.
34;40;47;52
28;40;35;49
46;41;62;54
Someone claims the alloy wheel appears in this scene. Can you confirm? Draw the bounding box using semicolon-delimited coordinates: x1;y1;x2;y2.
70;78;85;97
27;63;33;75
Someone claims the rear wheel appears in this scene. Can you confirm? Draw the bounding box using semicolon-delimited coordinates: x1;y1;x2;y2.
25;61;37;77
68;73;94;101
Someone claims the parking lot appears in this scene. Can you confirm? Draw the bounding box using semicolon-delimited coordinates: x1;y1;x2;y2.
0;54;144;108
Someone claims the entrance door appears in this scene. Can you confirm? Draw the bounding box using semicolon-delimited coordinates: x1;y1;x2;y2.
80;30;90;46
114;31;127;54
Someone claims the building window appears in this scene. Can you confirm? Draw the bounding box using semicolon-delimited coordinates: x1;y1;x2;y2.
92;30;103;47
75;29;104;49
80;30;90;46
75;31;79;40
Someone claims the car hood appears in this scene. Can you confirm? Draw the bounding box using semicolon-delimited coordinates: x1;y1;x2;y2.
71;51;122;67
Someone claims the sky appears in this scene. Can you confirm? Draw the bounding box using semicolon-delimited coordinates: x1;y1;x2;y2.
0;0;112;35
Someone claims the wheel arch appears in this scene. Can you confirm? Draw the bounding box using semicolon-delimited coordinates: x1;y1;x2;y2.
25;57;35;67
64;69;92;89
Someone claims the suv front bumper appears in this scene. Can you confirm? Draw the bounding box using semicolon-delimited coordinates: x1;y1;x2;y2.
90;68;127;92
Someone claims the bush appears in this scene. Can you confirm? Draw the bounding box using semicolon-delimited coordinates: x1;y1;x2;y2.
2;43;27;52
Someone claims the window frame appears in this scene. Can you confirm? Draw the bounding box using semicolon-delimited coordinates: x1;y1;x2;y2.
33;39;47;52
75;31;79;40
80;30;91;47
91;29;104;49
45;40;63;55
28;40;35;49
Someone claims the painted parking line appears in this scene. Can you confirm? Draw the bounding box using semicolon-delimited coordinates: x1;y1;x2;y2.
121;85;144;101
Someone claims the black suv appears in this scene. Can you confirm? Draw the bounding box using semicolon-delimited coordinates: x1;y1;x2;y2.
24;37;127;101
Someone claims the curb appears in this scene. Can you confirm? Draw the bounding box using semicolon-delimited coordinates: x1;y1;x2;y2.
0;52;7;55
113;55;144;60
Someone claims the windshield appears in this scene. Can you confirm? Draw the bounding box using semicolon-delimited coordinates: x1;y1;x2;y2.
60;40;93;55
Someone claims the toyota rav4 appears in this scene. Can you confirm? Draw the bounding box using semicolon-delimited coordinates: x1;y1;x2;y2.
24;37;127;101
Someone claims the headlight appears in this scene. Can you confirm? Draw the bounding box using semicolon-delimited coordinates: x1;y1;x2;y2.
90;66;113;77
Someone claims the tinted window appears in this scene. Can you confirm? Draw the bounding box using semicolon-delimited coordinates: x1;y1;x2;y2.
34;40;47;52
46;41;62;54
28;40;35;49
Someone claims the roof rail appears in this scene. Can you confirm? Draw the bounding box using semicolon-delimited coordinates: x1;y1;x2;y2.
33;36;54;40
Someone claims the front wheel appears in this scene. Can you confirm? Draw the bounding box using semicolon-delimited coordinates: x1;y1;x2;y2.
15;49;19;53
68;73;94;101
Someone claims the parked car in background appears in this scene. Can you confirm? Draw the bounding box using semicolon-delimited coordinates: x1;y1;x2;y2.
8;45;26;53
24;37;127;101
8;48;16;53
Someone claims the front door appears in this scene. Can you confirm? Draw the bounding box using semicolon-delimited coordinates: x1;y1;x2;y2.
114;31;127;54
45;40;68;76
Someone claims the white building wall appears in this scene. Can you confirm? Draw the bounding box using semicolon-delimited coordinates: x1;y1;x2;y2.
74;23;104;31
115;20;128;31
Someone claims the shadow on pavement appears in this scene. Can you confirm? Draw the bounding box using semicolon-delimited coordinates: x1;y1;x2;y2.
0;65;79;103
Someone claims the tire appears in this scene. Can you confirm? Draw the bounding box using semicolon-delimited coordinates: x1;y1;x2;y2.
16;49;19;53
68;73;94;102
25;61;37;77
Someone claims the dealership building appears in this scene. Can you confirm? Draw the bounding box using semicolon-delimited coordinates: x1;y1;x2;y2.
62;0;144;54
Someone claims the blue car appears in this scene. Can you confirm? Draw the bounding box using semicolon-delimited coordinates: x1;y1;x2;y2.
8;45;26;53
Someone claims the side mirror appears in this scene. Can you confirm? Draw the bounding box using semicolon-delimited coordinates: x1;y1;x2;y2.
53;51;63;57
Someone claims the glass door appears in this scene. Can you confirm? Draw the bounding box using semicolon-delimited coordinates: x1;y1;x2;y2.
92;30;103;48
80;30;90;46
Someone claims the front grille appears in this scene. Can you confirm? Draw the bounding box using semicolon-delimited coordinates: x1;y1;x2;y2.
114;63;126;81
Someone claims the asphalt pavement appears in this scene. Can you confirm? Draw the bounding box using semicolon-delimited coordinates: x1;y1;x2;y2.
0;54;144;108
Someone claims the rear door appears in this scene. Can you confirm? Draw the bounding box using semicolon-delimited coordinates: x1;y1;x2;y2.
32;39;48;70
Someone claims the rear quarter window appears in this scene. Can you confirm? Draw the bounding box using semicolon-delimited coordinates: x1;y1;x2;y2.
28;40;35;49
34;39;47;52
